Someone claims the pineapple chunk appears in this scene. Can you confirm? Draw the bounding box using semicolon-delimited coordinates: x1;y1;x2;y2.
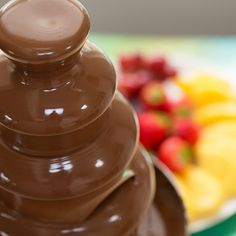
177;74;236;107
196;121;236;197
176;165;225;222
194;101;236;126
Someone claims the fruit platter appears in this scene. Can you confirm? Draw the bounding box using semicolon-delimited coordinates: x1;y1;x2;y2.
113;48;236;234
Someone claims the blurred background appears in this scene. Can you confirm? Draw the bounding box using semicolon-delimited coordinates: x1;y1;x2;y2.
81;0;236;35
1;0;236;35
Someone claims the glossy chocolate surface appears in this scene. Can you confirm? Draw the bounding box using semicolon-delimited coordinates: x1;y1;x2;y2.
0;41;116;136
0;148;155;235
133;161;187;236
0;0;90;62
0;95;139;199
0;0;159;235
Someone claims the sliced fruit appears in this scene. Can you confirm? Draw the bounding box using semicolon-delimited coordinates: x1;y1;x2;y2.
173;117;200;144
138;112;171;149
119;54;146;72
140;81;167;110
196;121;236;197
194;101;236;126
147;56;167;75
168;96;193;117
176;165;225;222
177;74;236;107
158;137;192;173
147;56;177;80
164;65;178;78
119;71;152;98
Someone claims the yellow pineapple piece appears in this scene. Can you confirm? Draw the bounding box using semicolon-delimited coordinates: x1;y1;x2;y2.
175;176;197;222
196;121;236;197
177;74;236;107
194;101;236;126
176;165;225;222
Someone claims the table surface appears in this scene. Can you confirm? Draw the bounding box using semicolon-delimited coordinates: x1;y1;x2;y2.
91;34;236;236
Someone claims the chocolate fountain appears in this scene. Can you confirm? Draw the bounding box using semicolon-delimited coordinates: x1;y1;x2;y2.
0;0;187;235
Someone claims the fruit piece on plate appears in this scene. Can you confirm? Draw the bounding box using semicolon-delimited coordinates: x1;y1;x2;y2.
147;56;177;80
177;74;236;107
196;121;236;197
168;96;193;117
140;81;167;110
147;56;167;77
119;54;146;72
164;65;178;78
175;177;197;222
119;71;152;98
138;111;170;149
158;136;192;173
173;117;200;144
194;101;236;126
176;165;225;222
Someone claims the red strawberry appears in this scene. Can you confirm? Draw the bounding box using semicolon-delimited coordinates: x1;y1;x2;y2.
120;54;146;72
158;137;192;173
119;71;152;98
173;117;200;144
147;56;178;81
138;112;171;149
147;56;167;76
140;81;167;110
168;97;193;117
164;65;178;78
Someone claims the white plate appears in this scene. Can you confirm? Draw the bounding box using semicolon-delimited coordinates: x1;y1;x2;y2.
189;199;236;234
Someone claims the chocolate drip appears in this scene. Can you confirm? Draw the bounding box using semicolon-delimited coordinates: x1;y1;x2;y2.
0;0;155;235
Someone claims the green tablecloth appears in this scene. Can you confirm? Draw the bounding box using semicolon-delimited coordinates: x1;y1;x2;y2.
192;216;236;236
91;34;236;236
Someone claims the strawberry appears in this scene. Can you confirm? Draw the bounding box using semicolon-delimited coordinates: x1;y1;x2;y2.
120;54;146;72
147;56;167;76
138;111;171;149
168;97;193;117
164;65;178;79
147;56;178;81
173;117;200;144
140;81;167;110
158;137;192;173
119;71;152;98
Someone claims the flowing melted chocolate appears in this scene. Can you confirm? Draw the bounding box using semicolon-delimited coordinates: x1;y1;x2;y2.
0;0;156;235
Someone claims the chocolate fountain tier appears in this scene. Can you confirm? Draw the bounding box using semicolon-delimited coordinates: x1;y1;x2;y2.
0;41;116;137
0;148;155;236
133;161;187;236
0;0;90;62
0;95;139;200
